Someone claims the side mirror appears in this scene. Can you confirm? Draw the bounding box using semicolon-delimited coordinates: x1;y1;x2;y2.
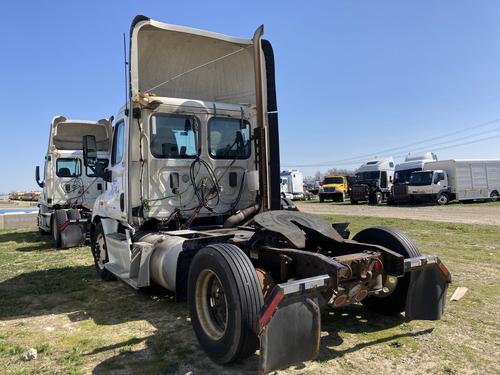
83;135;97;168
35;166;44;188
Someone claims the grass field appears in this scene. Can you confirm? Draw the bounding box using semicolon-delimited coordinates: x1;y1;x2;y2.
0;217;499;375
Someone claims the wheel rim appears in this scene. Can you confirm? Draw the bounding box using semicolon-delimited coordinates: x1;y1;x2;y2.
491;192;499;201
95;233;107;270
195;269;228;340
438;195;447;204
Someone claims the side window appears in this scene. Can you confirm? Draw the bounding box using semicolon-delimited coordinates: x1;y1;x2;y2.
438;172;445;181
86;159;109;177
56;158;81;177
150;115;197;158
389;162;394;168
208;117;251;159
111;121;125;166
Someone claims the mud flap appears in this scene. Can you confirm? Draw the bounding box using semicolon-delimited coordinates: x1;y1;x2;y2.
60;221;87;248
405;257;451;320
258;275;328;374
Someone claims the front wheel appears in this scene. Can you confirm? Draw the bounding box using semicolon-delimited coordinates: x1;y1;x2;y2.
188;244;263;364
92;222;116;281
436;193;449;205
353;227;421;315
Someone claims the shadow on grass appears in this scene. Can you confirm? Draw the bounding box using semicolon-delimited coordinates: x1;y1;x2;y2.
0;233;435;374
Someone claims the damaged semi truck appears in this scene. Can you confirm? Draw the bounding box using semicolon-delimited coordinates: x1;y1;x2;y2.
82;16;451;374
35;116;112;248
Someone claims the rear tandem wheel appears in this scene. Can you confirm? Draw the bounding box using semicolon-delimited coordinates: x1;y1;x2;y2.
188;244;263;364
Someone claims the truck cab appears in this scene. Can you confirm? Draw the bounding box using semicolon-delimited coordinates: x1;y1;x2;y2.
350;157;395;204
80;16;450;373
390;152;437;204
408;169;449;205
35;116;112;247
318;175;349;202
280;170;304;200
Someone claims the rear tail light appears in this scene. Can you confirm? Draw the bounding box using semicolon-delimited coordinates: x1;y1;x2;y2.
354;289;368;302
333;294;347;307
372;258;383;272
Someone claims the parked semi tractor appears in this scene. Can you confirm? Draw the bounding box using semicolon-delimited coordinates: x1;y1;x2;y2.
350;157;395;204
280;169;304;200
318;175;349;202
35;116;112;248
83;16;450;373
390;152;437;204
409;159;500;205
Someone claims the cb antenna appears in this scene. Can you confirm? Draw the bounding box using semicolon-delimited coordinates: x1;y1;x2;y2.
123;33;129;115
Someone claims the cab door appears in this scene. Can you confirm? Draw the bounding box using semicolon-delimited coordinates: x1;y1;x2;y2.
105;118;128;221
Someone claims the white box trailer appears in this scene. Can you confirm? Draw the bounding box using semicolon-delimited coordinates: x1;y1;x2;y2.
409;159;500;204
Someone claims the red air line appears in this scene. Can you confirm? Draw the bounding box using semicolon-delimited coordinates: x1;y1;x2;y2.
259;289;284;327
59;220;70;232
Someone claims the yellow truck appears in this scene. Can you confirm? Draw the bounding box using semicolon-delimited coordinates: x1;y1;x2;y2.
318;175;349;202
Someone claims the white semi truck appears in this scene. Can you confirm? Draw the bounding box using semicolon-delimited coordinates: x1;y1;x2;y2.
280;170;304;200
350;157;395;204
35;116;112;248
409;159;500;205
390;152;438;204
81;16;450;373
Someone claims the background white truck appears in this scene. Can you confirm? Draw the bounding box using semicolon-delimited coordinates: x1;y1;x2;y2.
408;159;500;205
35;116;111;248
390;152;438;204
350;157;395;204
280;169;304;200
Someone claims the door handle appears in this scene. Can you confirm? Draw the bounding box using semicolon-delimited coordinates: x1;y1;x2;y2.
120;193;125;212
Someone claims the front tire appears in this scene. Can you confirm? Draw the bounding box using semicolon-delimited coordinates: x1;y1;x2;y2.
52;210;67;248
92;222;116;281
188;244;263;364
353;227;421;315
436;193;449;205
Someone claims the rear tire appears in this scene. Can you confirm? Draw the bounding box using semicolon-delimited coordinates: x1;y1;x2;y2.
92;222;116;281
353;227;421;315
188;244;263;364
490;190;499;202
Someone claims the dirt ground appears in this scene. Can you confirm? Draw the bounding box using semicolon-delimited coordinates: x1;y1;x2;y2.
296;200;500;226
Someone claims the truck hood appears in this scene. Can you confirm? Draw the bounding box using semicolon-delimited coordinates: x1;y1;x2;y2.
129;16;260;105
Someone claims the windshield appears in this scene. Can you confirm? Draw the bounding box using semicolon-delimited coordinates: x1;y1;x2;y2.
56;158;81;178
323;177;344;184
208;117;251;159
394;168;422;184
356;171;380;181
150;114;197;158
409;171;433;186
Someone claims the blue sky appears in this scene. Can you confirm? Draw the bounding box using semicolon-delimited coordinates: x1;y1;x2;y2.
1;1;499;192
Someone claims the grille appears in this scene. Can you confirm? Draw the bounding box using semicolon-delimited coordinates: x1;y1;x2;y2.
394;184;408;197
323;187;336;193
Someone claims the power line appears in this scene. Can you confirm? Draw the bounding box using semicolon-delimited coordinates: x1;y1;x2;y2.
281;118;500;168
286;132;500;168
